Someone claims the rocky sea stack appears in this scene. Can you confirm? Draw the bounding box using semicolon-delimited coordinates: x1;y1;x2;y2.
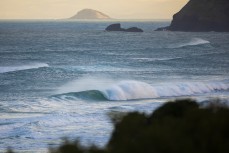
106;23;143;32
156;0;229;32
70;9;111;20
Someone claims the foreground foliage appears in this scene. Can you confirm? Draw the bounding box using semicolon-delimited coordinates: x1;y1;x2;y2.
10;99;229;153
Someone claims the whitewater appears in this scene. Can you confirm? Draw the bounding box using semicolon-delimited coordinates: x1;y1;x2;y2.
0;20;229;152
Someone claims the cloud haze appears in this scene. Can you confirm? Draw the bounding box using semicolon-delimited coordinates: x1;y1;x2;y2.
0;0;188;19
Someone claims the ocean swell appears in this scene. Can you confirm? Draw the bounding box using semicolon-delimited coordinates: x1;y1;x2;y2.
0;63;49;73
55;81;229;101
168;38;210;48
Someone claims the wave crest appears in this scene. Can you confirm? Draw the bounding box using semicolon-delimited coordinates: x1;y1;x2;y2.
169;38;210;49
54;81;229;101
0;63;49;73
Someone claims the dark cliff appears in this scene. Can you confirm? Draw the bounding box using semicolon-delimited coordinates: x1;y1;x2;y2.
157;0;229;32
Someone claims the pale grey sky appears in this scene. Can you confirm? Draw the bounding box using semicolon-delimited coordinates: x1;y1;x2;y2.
0;0;188;19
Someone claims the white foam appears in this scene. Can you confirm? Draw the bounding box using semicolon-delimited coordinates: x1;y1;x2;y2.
102;81;159;100
0;63;49;73
169;38;210;48
101;81;229;101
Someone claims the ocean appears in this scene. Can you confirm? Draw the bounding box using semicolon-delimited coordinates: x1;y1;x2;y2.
0;20;229;152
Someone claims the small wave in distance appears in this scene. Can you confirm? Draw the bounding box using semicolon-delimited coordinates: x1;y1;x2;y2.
0;63;49;73
168;38;210;49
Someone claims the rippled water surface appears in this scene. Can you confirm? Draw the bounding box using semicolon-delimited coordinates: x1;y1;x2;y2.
0;20;229;152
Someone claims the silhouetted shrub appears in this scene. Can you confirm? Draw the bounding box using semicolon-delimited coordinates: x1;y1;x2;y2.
49;140;84;153
6;148;14;153
107;99;229;153
49;139;106;153
150;99;198;119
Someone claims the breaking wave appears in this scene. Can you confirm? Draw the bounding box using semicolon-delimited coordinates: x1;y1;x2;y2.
169;38;210;48
0;63;49;73
54;80;229;101
53;90;108;101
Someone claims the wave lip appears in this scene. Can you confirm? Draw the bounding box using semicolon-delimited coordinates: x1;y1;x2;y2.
169;38;210;48
52;90;108;101
0;63;49;73
54;81;229;101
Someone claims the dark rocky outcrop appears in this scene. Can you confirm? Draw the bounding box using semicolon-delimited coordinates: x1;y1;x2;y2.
105;23;125;31
156;0;229;32
125;27;144;32
105;23;143;32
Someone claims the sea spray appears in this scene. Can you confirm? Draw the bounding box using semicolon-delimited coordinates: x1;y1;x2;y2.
102;81;159;100
56;77;116;94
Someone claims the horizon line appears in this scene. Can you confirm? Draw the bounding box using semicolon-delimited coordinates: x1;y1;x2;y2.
0;18;171;21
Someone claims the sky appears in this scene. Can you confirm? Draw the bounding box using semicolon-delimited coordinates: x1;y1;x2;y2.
0;0;188;19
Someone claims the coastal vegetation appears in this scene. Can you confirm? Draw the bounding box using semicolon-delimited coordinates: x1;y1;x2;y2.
9;99;229;153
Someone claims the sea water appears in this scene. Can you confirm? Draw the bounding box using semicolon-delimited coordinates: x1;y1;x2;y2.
0;20;229;152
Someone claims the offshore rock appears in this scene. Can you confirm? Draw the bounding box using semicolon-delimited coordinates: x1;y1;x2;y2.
106;23;143;32
125;27;144;32
105;23;125;31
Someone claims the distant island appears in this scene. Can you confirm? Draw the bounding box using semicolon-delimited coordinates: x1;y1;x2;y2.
69;9;111;20
156;0;229;32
